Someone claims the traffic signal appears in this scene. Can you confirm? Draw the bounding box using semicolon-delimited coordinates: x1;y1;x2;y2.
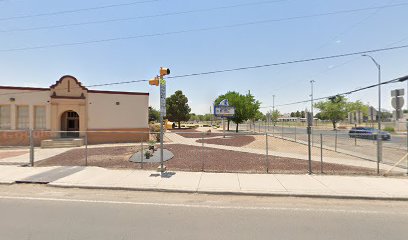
160;67;170;77
149;76;159;86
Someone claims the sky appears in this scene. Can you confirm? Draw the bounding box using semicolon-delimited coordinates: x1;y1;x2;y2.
0;0;408;115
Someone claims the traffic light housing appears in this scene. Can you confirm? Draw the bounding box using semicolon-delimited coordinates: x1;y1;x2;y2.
149;77;159;86
160;67;170;76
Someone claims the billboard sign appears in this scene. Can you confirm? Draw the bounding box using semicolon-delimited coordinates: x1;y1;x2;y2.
214;105;235;117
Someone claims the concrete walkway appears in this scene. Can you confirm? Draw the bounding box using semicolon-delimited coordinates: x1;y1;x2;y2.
1;165;407;200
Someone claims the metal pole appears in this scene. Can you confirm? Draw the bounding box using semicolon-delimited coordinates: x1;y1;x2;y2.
335;129;338;152
294;124;297;142
281;120;284;138
377;64;382;174
320;133;323;173
222;118;225;138
310;80;315;147
363;54;382;174
307;125;312;174
140;136;144;169
201;131;205;171
29;129;34;167
160;106;164;174
406;123;408;175
354;123;357;146
85;132;88;166
265;132;269;173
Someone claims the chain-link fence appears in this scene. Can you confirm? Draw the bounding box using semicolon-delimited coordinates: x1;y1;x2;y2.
0;128;407;176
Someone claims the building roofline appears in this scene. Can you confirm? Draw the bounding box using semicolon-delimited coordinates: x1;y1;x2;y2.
88;90;149;96
50;75;88;90
0;86;49;91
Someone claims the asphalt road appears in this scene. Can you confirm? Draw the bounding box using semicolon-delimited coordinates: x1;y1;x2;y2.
0;185;407;240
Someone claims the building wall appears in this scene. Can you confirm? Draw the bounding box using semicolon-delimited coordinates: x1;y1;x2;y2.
0;88;51;130
0;76;149;146
87;92;149;129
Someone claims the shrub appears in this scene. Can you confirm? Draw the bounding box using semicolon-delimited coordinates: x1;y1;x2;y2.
384;126;395;132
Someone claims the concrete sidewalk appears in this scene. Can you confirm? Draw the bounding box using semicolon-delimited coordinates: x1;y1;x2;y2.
1;166;407;200
46;167;408;200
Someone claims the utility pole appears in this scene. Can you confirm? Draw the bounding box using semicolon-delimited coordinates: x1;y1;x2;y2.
362;54;382;174
310;80;315;124
272;95;275;135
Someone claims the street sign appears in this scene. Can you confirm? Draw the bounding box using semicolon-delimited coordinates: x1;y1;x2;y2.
214;105;235;117
160;78;166;116
391;97;404;109
391;89;404;97
219;99;229;106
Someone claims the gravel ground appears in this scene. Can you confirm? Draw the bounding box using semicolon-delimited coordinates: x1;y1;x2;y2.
36;144;377;175
0;150;28;159
196;135;256;147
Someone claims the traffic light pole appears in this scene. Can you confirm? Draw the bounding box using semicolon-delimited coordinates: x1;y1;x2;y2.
160;104;164;174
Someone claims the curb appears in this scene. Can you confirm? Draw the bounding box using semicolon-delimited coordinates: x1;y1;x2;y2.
47;183;408;202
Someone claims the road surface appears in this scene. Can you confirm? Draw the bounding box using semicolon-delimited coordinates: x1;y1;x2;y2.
0;185;407;240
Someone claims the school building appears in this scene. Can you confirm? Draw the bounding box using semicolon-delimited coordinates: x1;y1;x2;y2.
0;75;149;146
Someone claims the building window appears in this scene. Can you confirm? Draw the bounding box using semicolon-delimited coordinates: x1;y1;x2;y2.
17;106;29;129
0;105;11;129
34;106;46;129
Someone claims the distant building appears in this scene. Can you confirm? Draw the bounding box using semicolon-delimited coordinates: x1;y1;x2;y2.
0;75;149;146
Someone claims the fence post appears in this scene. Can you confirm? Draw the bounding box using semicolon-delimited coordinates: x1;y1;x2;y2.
140;135;144;169
335;129;338;152
201;131;205;172
265;132;269;173
294;125;297;142
320;133;323;174
281;121;284;139
29;129;34;167
85;132;88;166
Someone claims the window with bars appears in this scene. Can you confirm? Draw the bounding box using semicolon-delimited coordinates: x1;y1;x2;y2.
34;106;46;129
0;105;11;129
17;106;29;129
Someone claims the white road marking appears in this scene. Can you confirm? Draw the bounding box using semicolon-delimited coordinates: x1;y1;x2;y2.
0;195;406;215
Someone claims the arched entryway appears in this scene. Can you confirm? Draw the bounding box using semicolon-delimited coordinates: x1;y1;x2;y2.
61;111;80;138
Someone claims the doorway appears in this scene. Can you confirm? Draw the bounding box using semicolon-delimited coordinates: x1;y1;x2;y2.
60;111;80;138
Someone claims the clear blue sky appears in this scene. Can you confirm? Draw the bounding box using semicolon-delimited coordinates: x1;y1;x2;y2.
1;0;408;114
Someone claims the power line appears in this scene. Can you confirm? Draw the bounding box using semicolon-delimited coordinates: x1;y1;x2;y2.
262;75;408;108
167;44;408;79
0;0;161;22
0;0;288;33
2;44;408;97
2;2;408;52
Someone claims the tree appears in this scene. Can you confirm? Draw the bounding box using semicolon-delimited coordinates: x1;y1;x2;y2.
166;90;191;128
214;91;261;132
347;100;369;117
148;107;160;122
314;95;348;129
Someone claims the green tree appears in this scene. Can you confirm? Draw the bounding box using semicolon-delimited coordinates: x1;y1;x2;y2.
148;107;160;122
314;95;348;129
214;91;261;132
347;100;369;117
166;90;191;128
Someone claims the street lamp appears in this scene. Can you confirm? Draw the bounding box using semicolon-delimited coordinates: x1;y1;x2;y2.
362;54;382;174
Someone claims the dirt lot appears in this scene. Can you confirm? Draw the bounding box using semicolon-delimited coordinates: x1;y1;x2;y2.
196;135;256;147
36;144;377;175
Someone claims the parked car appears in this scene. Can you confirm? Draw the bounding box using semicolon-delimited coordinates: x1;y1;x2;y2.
349;127;391;140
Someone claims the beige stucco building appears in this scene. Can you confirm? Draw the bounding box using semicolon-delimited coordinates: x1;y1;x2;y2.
0;75;149;145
